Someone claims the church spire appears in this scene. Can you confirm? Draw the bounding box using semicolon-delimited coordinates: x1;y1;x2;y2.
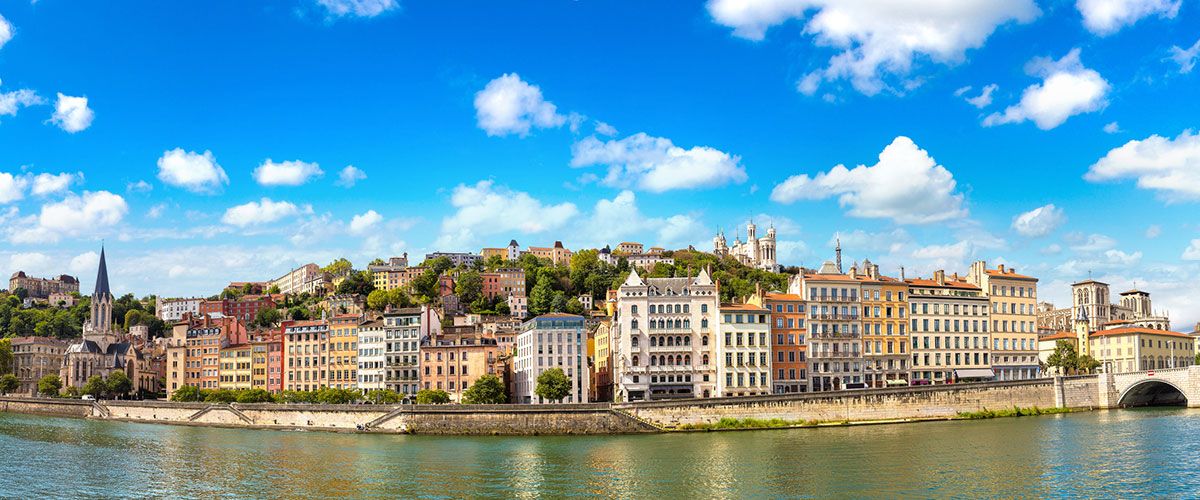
835;234;843;274
94;245;111;298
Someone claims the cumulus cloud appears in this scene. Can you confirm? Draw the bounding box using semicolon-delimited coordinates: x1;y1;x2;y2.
68;251;100;275
1145;225;1161;238
253;159;324;186
708;0;1038;96
1103;121;1121;134
126;180;153;193
10;191;128;243
595;121;618;137
0;172;29;204
1184;239;1200;260
571;133;748;192
157;148;229;194
1084;129;1200;201
1011;204;1066;237
1170;38;1200;74
31;172;81;197
221;198;302;227
582;190;708;248
348;210;383;235
956;84;997;108
770;136;966;224
49;93;94;133
435;180;578;250
984;49;1109;130
335;165;366;187
474;73;565;137
1069;233;1117;252
316;0;399;18
0;80;43;119
0;14;12;50
1077;0;1179;36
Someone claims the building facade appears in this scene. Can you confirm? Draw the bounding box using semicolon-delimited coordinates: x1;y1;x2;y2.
200;296;277;325
967;261;1040;381
855;262;910;388
514;314;590;404
356;319;386;393
424;252;482;268
157;297;202;322
908;271;993;384
1037;279;1170;332
328;314;360;390
282;319;329;392
713;221;778;271
384;309;423;395
421;326;502;402
612;269;719;401
800;261;864;391
8;272;79;299
717;304;772;397
10;336;67;395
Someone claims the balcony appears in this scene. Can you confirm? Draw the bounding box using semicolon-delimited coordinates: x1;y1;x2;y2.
648;344;693;353
810;331;860;339
810;313;860;321
810;295;859;303
810;351;861;359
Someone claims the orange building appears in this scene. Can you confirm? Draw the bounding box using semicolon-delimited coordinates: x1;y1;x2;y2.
762;292;808;394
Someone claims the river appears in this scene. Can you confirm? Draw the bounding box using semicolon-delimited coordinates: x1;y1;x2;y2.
1;408;1197;498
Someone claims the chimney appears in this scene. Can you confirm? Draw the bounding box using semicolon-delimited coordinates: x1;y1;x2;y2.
998;264;1006;273
934;270;945;286
900;267;906;281
1009;267;1016;275
952;272;959;281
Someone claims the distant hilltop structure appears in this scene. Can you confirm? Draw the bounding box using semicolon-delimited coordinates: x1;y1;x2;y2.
713;220;778;272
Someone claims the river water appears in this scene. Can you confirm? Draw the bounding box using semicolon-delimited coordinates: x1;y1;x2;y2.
1;408;1197;498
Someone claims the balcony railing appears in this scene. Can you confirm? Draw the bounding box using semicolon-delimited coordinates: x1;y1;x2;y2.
809;295;859;303
810;313;861;321
648;344;694;353
810;331;860;339
810;351;861;359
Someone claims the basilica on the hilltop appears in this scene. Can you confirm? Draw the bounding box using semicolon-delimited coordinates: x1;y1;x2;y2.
713;220;778;272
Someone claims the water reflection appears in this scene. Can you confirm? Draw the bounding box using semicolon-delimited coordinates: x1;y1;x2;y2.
2;409;1199;498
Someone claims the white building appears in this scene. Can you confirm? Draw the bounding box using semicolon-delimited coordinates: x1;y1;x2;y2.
514;313;590;404
713;221;778;272
717;304;773;397
356;319;386;392
157;297;202;322
272;263;326;295
627;253;675;270
613;268;720;402
425;252;482;268
508;294;529;319
383;308;423;395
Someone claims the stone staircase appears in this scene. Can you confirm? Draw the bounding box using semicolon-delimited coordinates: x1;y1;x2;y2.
363;406;408;430
611;408;666;432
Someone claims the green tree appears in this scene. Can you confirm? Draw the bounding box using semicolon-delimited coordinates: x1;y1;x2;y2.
288;307;311;321
38;374;62;397
267;285;281;294
204;389;238;403
0;337;12;374
336;270;375;296
235;388;274;403
565;297;584;315
366;389;403;404
323;257;354;277
0;373;19;395
61;386;81;398
81;375;106;398
106;370;133;399
455;270;484;306
242;283;256;295
462;374;507;404
415;388;450;404
253;307;282;328
535;368;572;403
411;269;441;304
528;273;555;315
170;385;202;402
424;256;454;275
13;287;28;300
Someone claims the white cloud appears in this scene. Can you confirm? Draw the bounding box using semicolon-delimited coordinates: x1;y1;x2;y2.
0;80;43;119
474;73;565;137
316;0;399;18
126;180;153;193
157;148;229;194
708;0;1038;96
595;121;618;137
0;14;12;50
31;172;81;196
253;159;324;186
1103;249;1142;266
1145;225;1161;238
1184;239;1200;260
10;252;52;273
348;210;383;235
1042;243;1063;255
984;49;1109;130
1084;130;1200;201
1011;204;1066;237
571;133;748;192
1077;0;1179;36
50;93;94;133
335;165;366;187
68;251;100;275
1103;121;1121;134
957;84;998;108
435;181;578;250
1069;233;1117;252
1170;38;1200;74
581;190;709;248
0;172;29;203
770;136;966;224
146;203;167;219
10;191;128;243
221;198;301;227
831;229;911;255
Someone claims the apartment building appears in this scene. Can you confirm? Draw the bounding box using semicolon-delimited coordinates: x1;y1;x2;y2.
967;261;1040;381
800;261;864;391
514;314;590;404
908;271;992;384
716;304;772;397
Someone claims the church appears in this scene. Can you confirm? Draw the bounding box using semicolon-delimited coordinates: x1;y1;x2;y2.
61;247;159;395
713;220;779;272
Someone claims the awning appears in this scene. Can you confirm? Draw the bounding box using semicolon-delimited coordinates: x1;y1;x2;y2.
954;368;996;379
885;379;909;387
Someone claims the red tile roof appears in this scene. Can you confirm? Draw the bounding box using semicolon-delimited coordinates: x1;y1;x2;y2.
1091;327;1193;339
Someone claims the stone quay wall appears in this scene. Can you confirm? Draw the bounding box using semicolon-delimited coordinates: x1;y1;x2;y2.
615;379;1063;428
0;378;1100;434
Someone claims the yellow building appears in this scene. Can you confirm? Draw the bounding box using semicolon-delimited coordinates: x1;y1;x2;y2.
1039;324;1195;374
854;262;910;388
968;261;1040;381
481;247;507;260
328;314;360;390
218;344;253;390
251;341;269;390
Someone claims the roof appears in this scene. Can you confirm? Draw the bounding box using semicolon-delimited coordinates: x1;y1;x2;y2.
1040;331;1075;341
94;246;111;298
764;292;803;301
1073;279;1108;286
285;320;329;328
1120;289;1148;295
905;278;981;290
1091;327;1193;339
720;303;768;312
984;269;1037;280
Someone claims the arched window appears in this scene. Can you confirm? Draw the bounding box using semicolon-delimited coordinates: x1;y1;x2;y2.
631;319;639;329
667;355;675;365
701;304;708;313
666;337;674;346
702;335;709;346
631;336;639;348
701;318;709;328
684;336;691;346
650;356;657;366
684;355;691;365
632;355;639;366
675;336;683;346
684;304;690;313
675;304;682;314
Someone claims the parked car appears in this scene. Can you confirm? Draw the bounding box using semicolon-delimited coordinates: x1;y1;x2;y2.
81;395;95;401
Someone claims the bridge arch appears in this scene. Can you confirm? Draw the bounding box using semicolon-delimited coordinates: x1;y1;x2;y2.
1117;379;1188;408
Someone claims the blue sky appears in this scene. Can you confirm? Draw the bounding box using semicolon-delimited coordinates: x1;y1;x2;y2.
1;0;1198;328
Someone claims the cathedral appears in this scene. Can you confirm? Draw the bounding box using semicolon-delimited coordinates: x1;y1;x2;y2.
1037;278;1171;332
61;247;155;394
713;221;778;272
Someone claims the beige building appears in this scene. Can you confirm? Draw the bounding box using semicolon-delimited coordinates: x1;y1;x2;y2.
613;268;719;401
1040;318;1194;374
8;271;79;299
717;304;772;397
908;271;992;384
1038;279;1170;332
799;258;865;391
713;221;778;272
967;261;1040;381
614;242;644;255
527;241;573;266
10;336;67;395
514;314;590;404
283;319;329;392
853;261;910;388
272;263;329;296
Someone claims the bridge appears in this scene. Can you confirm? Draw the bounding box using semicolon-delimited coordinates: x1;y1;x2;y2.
1098;366;1200;408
